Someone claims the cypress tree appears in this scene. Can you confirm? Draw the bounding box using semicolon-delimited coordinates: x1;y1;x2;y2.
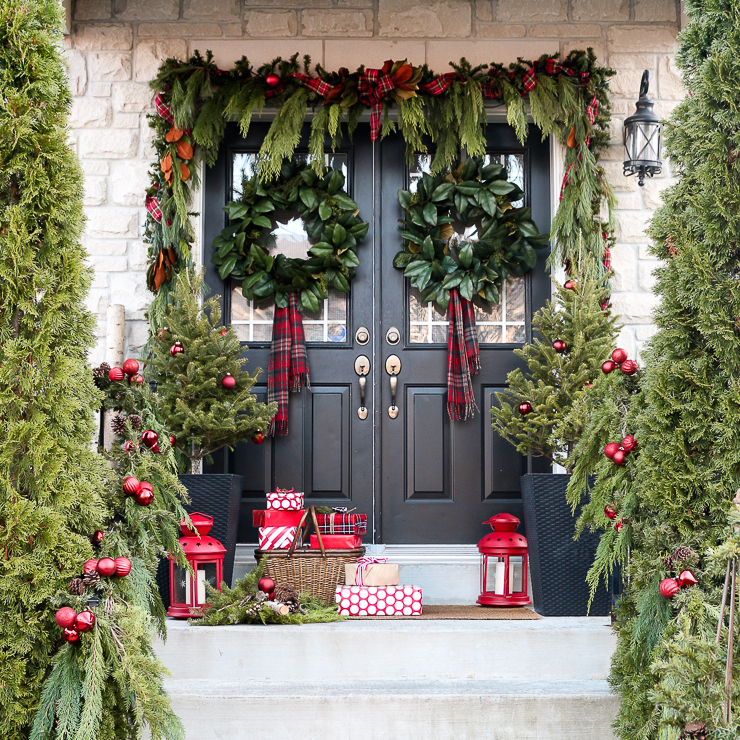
0;0;108;736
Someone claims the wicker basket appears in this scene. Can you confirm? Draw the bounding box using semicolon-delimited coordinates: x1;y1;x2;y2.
254;547;365;604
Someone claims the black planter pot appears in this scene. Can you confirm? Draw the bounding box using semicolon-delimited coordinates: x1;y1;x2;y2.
520;473;610;617
156;474;242;610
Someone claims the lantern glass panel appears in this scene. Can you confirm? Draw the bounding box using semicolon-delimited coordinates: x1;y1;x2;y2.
508;556;524;594
174;565;188;604
485;556;506;595
195;562;218;604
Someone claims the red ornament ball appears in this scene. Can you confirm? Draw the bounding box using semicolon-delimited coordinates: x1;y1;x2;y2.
612;449;627;466
133;374;144;385
122;358;139;376
258;577;276;596
114;556;132;577
125;440;134;452
621;434;637;452
55;607;77;629
615;520;623;533
621;360;638;375
604;505;617;520
604;442;620;459
151;443;162;454
108;367;125;382
83;559;98;575
220;329;228;336
141;430;158;448
678;569;699;588
659;578;680;599
91;530;104;546
138;480;153;492
170;341;184;357
564;280;575;290
265;73;280;88
611;348;628;365
252;431;266;445
518;401;533;415
169;435;176;447
222;373;236;390
602;360;616;374
74;610;96;633
135;487;154;506
96;557;116;577
123;476;140;495
63;627;80;643
552;339;567;353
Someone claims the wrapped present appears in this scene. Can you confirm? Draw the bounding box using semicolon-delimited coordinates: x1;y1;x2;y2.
258;526;299;550
335;585;422;616
253;509;305;528
316;512;368;535
345;557;399;586
310;533;362;550
266;488;304;510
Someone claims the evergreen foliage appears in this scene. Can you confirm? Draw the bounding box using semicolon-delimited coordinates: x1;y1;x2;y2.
491;256;618;469
149;269;276;473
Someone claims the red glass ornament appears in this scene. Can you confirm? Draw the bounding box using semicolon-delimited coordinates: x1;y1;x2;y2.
63;626;80;643
74;610;96;632
125;440;134;452
83;559;98;575
564;280;575;290
604;442;620;459
220;329;228;336
265;73;280;88
91;530;104;546
55;607;77;628
552;339;566;353
584;382;593;389
141;430;158;448
615;520;623;532
169;435;176;447
157;326;170;339
258;576;276;596
152;443;162;454
611;348;628;365
518;401;533;415
621;360;638;375
122;358;139;376
108;367;125;382
138;480;153;491
123;476;140;495
252;431;266;445
114;556;132;577
170;341;184;357
222;373;236;390
135;487;154;506
659;578;680;599
96;557;116;577
604;505;617;520
621;434;637;452
133;374;144;385
612;449;626;466
678;569;699;588
602;360;616;374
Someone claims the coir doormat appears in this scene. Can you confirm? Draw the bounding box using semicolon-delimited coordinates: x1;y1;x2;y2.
348;604;541;620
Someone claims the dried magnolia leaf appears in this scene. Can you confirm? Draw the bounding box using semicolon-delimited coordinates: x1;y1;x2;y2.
180;162;191;181
176;140;193;160
567;126;576;148
166;126;184;143
160;152;172;173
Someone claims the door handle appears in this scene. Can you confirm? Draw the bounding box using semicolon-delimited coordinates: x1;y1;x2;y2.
354;355;370;420
385;354;401;419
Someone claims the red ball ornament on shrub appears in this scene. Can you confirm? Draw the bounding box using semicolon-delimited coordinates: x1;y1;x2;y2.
220;329;228;336
138;480;153;491
152;443;162;454
63;627;80;643
615;520;623;533
518;401;533;415
125;440;134;452
252;431;266;445
123;476;140;495
659;578;680;599
75;611;96;633
83;559;98;575
604;505;617;520
564;280;575;290
222;373;236;390
55;607;77;629
265;73;280;88
108;367;125;382
141;430;158;448
114;556;132;577
612;449;627;466
611;348;628;365
621;435;637;452
602;360;616;374
91;530;104;546
678;569;699;588
169;435;176;447
133;374;144;385
122;358;139;377
621;360;638;375
604;442;620;459
258;577;276;596
135;487;154;506
552;339;566;353
170;341;184;357
96;558;116;577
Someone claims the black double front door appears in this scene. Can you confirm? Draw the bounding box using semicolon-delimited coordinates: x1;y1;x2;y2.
204;120;551;545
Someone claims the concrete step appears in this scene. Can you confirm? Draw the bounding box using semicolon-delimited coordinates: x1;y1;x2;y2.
163;678;618;740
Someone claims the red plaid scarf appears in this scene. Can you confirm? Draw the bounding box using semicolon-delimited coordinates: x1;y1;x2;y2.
267;292;310;436
447;289;480;421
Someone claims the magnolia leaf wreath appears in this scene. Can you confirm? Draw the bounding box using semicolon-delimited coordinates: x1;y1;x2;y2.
394;157;549;312
212;158;369;313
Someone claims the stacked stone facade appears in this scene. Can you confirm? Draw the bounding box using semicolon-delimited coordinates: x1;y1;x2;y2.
64;0;686;361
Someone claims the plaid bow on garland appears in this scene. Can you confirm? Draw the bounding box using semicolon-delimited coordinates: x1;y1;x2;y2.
447;289;481;421
357;66;396;141
267;292;310;436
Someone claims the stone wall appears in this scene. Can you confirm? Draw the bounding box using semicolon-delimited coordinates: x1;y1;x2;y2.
65;0;686;361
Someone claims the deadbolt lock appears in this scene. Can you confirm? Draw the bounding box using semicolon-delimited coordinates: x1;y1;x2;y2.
355;326;370;345
386;326;400;345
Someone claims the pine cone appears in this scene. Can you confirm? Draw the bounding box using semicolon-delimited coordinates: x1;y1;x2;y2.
680;721;707;740
670;546;700;567
128;414;142;429
111;414;127;435
273;583;300;613
83;571;101;589
68;577;85;595
93;362;111;387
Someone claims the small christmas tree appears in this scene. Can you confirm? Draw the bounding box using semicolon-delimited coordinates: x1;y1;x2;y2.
491;255;618;470
150;269;276;473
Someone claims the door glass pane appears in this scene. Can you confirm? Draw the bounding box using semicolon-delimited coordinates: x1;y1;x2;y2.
406;152;527;344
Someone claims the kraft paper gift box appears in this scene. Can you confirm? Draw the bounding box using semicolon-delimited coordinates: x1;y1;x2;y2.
345;562;399;586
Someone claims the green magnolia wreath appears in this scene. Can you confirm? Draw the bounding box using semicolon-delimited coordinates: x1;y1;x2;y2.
393;158;549;311
212;159;369;313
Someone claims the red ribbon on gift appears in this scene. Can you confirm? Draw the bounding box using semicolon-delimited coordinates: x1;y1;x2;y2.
355;556;388;586
357;66;396;141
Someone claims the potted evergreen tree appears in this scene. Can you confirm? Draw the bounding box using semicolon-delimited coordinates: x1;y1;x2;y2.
149;269;276;596
491;256;617;615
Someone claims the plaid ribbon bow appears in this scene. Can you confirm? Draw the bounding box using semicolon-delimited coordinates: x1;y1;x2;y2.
357;67;396;141
145;195;162;223
154;93;174;124
267;292;310;436
355;556;388;586
421;72;457;96
544;58;591;83
290;71;334;97
447;289;481;421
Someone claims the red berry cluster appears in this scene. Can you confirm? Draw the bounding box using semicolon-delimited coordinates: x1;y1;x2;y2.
108;358;143;385
123;476;154;506
602;348;638;376
604;434;637;466
55;607;97;643
659;570;699;600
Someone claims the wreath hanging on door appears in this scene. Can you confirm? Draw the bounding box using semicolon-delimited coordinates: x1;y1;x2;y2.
393;157;549;313
211;158;369;313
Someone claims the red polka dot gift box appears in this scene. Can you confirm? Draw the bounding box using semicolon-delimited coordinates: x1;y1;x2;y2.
266;488;304;510
335;585;423;616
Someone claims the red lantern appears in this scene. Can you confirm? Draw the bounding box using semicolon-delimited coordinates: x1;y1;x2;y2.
477;513;530;608
168;513;226;619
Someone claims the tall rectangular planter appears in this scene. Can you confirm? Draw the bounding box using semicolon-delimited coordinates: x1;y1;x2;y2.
520;473;610;617
157;474;243;610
